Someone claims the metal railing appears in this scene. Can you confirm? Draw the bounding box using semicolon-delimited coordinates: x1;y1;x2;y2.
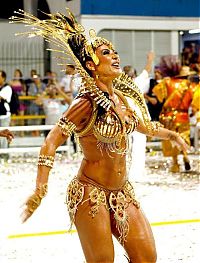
0;125;72;158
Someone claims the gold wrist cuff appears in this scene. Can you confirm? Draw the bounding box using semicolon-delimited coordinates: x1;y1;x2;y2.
38;155;54;168
57;117;76;137
36;183;48;198
149;121;163;136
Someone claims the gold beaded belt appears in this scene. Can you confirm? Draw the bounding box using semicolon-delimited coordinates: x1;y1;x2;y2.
66;177;140;244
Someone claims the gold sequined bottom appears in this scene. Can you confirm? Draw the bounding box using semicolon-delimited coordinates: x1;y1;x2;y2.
66;177;140;244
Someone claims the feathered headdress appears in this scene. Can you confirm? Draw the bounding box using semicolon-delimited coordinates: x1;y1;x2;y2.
10;8;152;130
10;8;114;110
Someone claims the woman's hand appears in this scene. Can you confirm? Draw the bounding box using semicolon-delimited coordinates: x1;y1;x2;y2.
170;132;190;153
21;192;42;223
21;184;48;223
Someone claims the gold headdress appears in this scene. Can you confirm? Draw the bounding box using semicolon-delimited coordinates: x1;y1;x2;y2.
9;8;114;110
10;8;153;132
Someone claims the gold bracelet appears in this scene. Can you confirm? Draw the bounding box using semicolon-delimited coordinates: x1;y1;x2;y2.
36;183;48;198
38;155;54;168
149;121;163;136
57;117;76;137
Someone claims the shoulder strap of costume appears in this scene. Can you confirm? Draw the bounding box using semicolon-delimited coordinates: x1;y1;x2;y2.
113;73;152;131
78;78;112;111
114;89;130;109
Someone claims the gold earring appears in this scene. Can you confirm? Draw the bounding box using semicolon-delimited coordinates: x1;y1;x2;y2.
95;74;99;79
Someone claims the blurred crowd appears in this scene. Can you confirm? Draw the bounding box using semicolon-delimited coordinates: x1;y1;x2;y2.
123;43;200;174
0;43;199;163
0;64;81;151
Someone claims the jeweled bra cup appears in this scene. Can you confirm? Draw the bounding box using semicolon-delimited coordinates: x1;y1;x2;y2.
76;90;139;155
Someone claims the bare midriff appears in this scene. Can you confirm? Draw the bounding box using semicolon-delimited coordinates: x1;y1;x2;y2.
77;133;127;190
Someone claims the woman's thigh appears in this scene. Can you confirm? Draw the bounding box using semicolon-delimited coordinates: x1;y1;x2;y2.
111;204;157;263
74;189;115;263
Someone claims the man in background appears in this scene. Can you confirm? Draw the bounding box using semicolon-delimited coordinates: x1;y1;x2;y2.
0;70;12;149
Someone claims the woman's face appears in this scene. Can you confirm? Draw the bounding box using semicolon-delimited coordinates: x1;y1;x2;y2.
92;44;122;79
14;70;21;78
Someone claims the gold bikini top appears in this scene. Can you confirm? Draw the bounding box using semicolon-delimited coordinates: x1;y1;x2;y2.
77;89;139;154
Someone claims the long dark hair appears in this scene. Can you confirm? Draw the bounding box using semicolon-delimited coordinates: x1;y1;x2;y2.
68;34;93;76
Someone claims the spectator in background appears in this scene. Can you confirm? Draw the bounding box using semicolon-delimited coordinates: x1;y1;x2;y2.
25;69;38;95
9;69;26;96
144;65;164;121
35;83;72;137
189;43;200;74
153;61;197;173
181;43;200;74
123;51;155;181
27;74;46;135
188;43;199;66
0;70;12;150
181;46;191;66
188;74;200;146
45;71;60;87
60;64;76;94
42;70;52;85
123;65;137;78
60;64;81;98
123;51;154;94
9;69;27;134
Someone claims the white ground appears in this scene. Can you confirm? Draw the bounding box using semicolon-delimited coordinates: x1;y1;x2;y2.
0;150;199;263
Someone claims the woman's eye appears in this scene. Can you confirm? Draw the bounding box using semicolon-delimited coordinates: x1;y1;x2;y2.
102;50;110;55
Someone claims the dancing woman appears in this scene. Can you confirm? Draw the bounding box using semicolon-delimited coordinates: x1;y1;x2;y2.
11;9;189;262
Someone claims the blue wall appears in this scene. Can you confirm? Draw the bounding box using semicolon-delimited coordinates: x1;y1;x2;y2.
81;0;200;17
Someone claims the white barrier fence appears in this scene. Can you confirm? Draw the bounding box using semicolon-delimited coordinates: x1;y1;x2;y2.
0;125;72;158
0;123;199;155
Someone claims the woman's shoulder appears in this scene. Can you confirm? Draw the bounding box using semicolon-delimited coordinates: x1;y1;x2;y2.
70;94;93;111
62;94;94;128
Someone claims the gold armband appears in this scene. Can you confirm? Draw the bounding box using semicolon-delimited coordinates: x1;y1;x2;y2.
38;155;55;168
149;121;163;136
57;117;76;137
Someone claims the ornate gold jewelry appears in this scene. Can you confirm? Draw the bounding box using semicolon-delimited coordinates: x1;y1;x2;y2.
25;193;42;214
36;183;48;198
149;121;164;136
66;178;140;245
38;155;55;168
113;73;152;132
88;188;108;217
93;110;128;155
76;90;139;156
57;117;76;137
10;8;154;155
85;29;114;65
66;179;85;228
92;90;138;155
10;9;113;111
